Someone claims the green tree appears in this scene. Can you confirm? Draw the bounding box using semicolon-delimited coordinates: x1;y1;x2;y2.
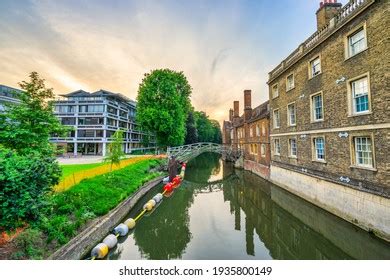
0;72;66;229
0;72;67;155
194;111;214;142
185;110;198;144
136;69;192;147
105;130;125;171
210;120;222;144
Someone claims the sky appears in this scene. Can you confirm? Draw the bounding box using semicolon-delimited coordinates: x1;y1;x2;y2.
0;0;348;124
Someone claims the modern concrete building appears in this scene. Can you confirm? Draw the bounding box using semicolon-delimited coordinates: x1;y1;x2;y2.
223;90;271;179
267;0;389;240
0;84;22;111
51;89;156;156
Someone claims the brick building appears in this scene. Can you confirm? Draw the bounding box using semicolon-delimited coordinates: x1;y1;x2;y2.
267;0;389;240
222;90;270;178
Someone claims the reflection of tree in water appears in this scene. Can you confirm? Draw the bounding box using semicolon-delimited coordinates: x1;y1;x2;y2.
132;186;195;259
185;152;221;183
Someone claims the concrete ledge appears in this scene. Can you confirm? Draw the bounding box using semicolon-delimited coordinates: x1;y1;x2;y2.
269;165;390;242
49;175;165;260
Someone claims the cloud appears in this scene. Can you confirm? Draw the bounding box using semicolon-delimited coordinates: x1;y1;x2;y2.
0;0;346;124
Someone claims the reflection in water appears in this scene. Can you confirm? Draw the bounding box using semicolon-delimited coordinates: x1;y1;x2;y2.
108;153;390;260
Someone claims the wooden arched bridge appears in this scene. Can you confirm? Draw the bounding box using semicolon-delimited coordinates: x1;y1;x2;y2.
167;142;242;163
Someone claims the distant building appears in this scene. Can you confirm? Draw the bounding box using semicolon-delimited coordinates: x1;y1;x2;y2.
51;89;156;156
223;90;270;179
267;0;389;240
0;84;22;111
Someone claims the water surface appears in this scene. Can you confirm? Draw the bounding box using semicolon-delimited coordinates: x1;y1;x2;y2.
108;153;390;260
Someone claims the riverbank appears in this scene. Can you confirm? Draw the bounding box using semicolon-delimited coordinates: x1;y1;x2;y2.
4;158;164;259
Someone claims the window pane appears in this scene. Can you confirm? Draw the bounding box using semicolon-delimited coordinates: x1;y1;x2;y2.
349;29;366;56
352;77;369;113
354;137;373;167
315;138;325;160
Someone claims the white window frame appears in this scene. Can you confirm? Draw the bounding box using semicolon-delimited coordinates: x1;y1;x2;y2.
256;124;260;136
287;102;296;126
350;134;376;170
309;55;321;78
286;73;295;91
262;123;266;136
273;109;280;129
345;23;368;59
288;138;297;158
274;138;281;156
312;136;326;162
347;73;371;117
272;84;279;99
310;91;324;122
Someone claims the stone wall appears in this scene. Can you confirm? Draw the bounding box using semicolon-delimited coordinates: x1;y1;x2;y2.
270;165;390;242
268;0;389;190
244;159;270;180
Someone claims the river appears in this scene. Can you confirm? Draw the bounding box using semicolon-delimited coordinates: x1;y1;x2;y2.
107;153;390;260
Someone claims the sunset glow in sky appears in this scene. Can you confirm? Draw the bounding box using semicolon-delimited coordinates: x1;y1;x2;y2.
0;0;347;123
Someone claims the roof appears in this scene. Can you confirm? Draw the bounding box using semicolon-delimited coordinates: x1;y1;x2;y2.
247;100;270;123
60;89;135;104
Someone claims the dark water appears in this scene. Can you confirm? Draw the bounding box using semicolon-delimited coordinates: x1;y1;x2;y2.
108;153;390;260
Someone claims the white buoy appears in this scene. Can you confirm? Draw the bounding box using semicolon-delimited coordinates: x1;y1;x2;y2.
103;234;118;249
113;223;129;236
153;193;163;203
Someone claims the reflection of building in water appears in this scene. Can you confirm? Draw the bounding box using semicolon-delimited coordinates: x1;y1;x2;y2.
223;171;390;260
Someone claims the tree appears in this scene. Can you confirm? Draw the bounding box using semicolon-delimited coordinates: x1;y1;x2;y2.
105;130;125;171
194;111;214;143
210;120;222;144
0;72;66;229
185;111;198;144
0;72;67;156
136;69;192;148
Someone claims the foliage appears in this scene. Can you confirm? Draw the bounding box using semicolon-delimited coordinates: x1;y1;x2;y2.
11;159;163;259
193;111;222;144
12;228;45;260
0;72;65;230
0;72;68;156
210;119;222;144
104;130;125;171
0;147;61;229
185;110;198;144
136;69;192;147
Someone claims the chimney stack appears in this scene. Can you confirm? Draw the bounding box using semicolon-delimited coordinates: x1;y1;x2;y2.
244;90;252;121
233;101;239;118
229;108;234;122
316;0;342;30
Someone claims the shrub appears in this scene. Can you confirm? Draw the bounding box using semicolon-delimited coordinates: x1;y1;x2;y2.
0;147;61;229
12;228;45;259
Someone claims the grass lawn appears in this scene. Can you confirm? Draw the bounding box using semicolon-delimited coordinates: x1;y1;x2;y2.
12;158;164;259
60;162;105;179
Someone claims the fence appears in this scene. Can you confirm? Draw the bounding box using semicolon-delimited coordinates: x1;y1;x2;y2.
53;155;166;192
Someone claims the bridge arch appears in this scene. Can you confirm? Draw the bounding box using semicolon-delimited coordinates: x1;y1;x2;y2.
167;142;242;163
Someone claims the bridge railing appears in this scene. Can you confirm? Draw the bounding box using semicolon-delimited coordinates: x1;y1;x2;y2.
167;142;242;162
